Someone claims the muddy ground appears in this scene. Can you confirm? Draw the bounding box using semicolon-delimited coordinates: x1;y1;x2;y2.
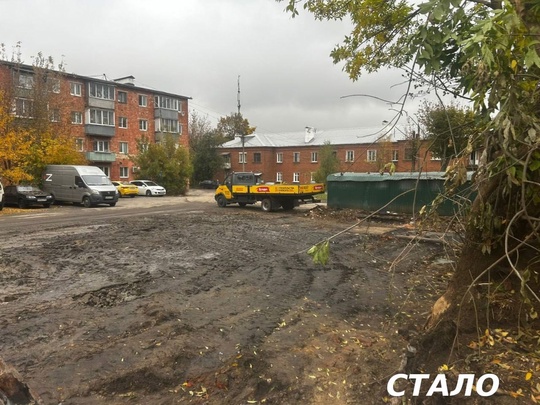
0;198;476;404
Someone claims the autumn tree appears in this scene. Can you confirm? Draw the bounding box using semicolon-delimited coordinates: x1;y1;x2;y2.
189;112;225;184
417;101;480;170
313;141;340;184
134;134;192;195
216;112;256;140
280;0;540;377
0;46;85;184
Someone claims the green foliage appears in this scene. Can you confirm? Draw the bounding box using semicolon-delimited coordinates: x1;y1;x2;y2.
216;112;256;140
134;135;192;195
314;141;340;184
189;112;225;184
307;240;330;265
417;101;481;170
279;0;540;255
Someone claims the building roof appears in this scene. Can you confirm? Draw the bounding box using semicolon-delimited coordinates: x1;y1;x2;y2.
220;126;408;149
0;60;191;100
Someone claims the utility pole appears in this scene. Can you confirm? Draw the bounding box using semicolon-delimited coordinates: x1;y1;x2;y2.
238;75;245;171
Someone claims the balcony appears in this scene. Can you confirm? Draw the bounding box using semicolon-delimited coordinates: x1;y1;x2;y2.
86;151;116;162
155;132;180;144
85;124;115;137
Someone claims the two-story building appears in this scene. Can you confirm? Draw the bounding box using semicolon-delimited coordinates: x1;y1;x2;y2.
218;126;446;184
0;61;190;181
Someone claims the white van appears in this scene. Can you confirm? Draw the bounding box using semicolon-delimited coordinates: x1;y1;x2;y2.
0;181;4;211
43;165;118;207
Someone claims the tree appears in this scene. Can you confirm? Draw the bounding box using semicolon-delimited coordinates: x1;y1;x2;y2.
0;46;86;184
133;134;192;195
279;0;540;370
216;112;256;140
313;141;340;184
417;101;480;170
189;112;225;184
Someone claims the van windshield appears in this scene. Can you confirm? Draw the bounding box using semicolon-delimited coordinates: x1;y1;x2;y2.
82;175;112;186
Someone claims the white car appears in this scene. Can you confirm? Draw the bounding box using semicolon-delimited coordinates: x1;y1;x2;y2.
0;181;4;210
129;180;166;196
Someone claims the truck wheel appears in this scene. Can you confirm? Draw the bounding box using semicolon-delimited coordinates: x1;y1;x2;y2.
261;198;273;212
216;195;227;208
83;196;92;208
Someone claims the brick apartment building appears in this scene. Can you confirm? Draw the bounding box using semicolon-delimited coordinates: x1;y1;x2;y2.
218;126;453;184
0;61;190;181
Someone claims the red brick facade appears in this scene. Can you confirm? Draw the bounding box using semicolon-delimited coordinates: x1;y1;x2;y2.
218;130;446;184
0;62;190;182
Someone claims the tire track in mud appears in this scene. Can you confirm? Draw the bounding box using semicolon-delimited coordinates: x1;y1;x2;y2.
0;209;427;404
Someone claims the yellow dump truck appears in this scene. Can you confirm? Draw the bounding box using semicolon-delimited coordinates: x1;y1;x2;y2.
215;172;325;212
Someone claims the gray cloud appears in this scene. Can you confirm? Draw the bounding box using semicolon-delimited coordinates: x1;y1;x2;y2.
1;0;438;133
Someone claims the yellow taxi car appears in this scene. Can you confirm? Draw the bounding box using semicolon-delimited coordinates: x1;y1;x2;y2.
112;181;139;198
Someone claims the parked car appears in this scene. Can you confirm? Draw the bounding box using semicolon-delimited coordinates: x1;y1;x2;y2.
112;181;139;198
3;185;54;208
130;180;166;196
199;180;220;189
0;181;4;211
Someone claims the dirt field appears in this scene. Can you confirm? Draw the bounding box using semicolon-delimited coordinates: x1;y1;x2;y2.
0;197;455;404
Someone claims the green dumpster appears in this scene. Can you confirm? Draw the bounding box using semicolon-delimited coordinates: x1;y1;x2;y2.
327;172;474;216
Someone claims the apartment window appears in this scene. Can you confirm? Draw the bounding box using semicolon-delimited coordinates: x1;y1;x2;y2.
156;118;179;133
276;152;283;163
75;138;84;152
293;152;300;163
93;140;110;152
71;111;83;124
293;172;300;183
431;152;442;161
392;150;399;162
18;73;34;89
89;108;114;126
345;150;354;162
49;78;60;93
253;152;262;163
97;166;110;177
367;150;377;162
49;109;60;122
117;91;127;103
276;172;283;183
120;167;129;178
138;94;147;107
139;119;148;131
89;82;114;100
119;117;128;128
154;95;180;110
311;152;318;163
119;142;129;154
404;148;413;161
310;172;316;182
469;150;479;166
239;152;247;164
70;82;82;96
14;98;34;118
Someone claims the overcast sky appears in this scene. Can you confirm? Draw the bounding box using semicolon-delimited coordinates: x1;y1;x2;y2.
1;0;433;134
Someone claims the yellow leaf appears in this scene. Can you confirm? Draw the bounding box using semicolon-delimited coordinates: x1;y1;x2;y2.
527;372;533;381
